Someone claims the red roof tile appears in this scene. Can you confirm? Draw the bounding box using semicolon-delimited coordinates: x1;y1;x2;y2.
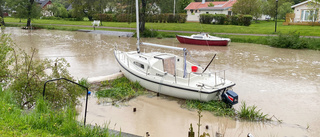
185;0;237;10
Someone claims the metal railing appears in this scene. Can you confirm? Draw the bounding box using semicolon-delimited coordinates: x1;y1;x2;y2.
43;78;89;126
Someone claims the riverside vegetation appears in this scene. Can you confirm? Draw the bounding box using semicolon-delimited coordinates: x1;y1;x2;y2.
4;17;320;50
96;77;271;122
0;34;120;136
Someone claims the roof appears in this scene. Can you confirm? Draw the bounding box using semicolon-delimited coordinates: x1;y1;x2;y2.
199;0;237;11
291;0;317;8
36;0;51;8
185;0;237;10
184;1;227;10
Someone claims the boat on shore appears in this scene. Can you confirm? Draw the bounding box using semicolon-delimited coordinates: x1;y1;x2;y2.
176;33;231;46
114;0;238;104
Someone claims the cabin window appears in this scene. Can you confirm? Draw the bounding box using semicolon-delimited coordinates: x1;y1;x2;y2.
134;62;144;69
163;57;176;76
301;10;318;21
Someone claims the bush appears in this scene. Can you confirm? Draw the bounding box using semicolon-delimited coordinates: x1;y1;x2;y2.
267;31;308;49
141;28;159;38
213;14;226;25
200;14;214;24
243;15;253;26
93;14;114;22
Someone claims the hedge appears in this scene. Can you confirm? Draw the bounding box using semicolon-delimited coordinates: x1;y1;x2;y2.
200;14;253;26
93;13;186;23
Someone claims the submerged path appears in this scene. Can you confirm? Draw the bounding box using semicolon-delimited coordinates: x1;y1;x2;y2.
7;22;320;38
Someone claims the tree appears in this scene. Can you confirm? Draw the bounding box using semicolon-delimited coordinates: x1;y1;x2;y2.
7;0;41;27
278;2;294;20
0;0;5;25
177;0;192;13
232;0;263;20
26;0;42;27
48;2;68;18
263;0;294;19
68;0;108;21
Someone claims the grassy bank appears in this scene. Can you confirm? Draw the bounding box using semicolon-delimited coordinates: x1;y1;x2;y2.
4;17;320;50
0;89;120;137
4;17;320;36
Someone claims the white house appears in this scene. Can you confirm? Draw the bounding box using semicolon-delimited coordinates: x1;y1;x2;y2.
291;0;320;22
184;0;237;22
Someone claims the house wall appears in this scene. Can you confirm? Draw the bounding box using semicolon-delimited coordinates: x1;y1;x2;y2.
186;10;201;22
294;3;320;22
199;10;228;15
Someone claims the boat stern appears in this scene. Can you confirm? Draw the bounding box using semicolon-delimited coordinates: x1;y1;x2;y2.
221;90;238;105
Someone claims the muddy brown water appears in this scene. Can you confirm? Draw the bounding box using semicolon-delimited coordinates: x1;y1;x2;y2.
5;27;320;137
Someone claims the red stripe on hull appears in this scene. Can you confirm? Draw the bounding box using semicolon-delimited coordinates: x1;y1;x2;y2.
176;35;229;46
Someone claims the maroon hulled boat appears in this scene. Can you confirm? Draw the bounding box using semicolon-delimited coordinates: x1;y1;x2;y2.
176;33;231;46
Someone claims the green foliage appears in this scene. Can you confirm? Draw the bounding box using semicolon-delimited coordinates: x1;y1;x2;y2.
141;28;159;38
48;2;69;18
238;102;269;121
232;0;262;19
96;77;146;101
213;14;226;25
0;34;14;83
267;31;308;49
0;35;84;109
0;90;119;136
208;3;215;7
199;14;214;24
78;78;90;88
278;2;294;20
185;100;236;117
243;15;253;26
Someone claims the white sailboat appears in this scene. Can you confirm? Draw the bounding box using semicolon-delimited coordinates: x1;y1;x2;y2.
114;0;238;104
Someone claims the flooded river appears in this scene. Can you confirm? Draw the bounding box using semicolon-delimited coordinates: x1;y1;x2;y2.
5;27;320;137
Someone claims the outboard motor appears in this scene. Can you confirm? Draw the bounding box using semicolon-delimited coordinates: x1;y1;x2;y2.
221;90;238;105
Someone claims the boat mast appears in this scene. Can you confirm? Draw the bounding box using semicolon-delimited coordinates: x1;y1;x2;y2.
136;0;140;53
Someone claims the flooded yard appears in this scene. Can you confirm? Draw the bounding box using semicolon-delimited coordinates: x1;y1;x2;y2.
5;27;320;137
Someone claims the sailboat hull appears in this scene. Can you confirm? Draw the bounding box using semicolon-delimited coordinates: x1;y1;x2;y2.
176;35;230;46
114;50;234;102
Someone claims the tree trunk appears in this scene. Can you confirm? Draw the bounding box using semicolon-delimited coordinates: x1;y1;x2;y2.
140;0;146;33
0;6;5;25
27;0;35;27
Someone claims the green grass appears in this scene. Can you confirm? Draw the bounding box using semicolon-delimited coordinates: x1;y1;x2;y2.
4;17;320;36
238;102;269;121
0;88;120;137
185;100;236;117
184;100;271;121
96;77;146;101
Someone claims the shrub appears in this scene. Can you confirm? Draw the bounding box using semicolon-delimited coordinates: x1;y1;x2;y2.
93;14;114;22
230;15;238;25
96;77;145;101
200;14;214;24
243;15;253;26
267;31;308;49
213;14;226;25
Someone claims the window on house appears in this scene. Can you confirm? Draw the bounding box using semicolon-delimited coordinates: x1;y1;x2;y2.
206;12;209;14
228;11;232;16
195;10;198;13
301;9;318;21
190;10;194;13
